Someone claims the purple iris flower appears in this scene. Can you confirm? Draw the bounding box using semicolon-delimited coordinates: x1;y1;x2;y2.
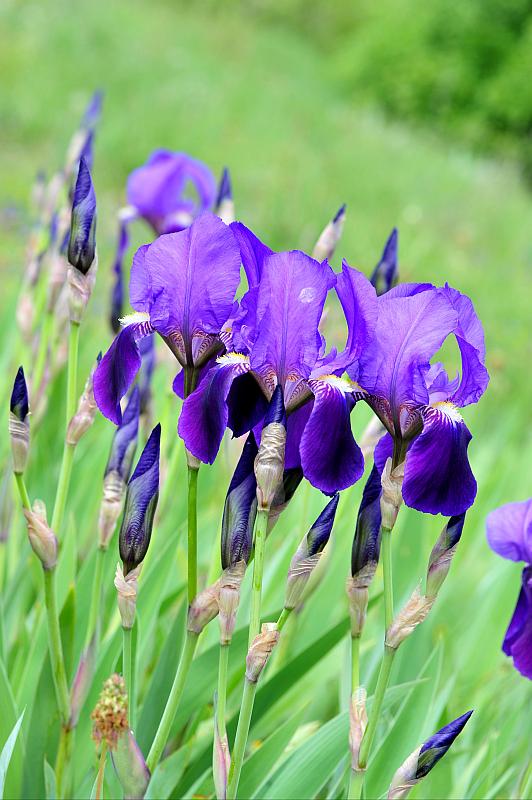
94;213;241;425
179;222;378;494
68;156;97;275
487;499;532;680
126;150;217;235
359;282;489;515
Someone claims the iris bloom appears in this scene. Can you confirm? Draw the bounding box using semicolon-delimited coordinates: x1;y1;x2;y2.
486;499;532;680
94;213;242;425
126;150;216;235
179;223;377;494
358;282;489;515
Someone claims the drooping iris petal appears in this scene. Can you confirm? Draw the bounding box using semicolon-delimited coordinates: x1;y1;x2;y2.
441;284;489;407
94;317;154;425
351;464;382;578
370;228;398;296
486;498;532;564
284;404;312;469
315;260;377;377
129;213;241;367
402;403;476;515
502;567;532;679
104;387;140;482
126;150;216;234
416;710;473;778
10;366;29;422
357;286;457;413
251;250;333;394
299;376;364;494
68;156;97;275
221;433;258;569
119;423;160;574
178;354;250;463
226;372;269;438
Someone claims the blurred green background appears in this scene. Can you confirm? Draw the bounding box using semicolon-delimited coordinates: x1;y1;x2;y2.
0;0;531;798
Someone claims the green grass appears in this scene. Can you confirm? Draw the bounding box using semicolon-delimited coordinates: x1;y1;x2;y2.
0;1;531;798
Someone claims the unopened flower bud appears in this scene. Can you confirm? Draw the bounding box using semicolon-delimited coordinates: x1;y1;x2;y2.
426;513;465;599
380;458;404;531
213;694;231;800
359;416;386;461
67;260;97;323
119;424;160;574
221;433;258;570
349;688;367;770
218;560;246;645
312;204;346;262
285;494;339;611
105;388;140;483
185;447;201;471
268;466;303;533
24;499;58;570
370;228;398;297
68;157;97;276
187;582;220;634
66;355;100;445
245;623;279;683
111;727;150;800
99;471;126;550
215;167;235;225
255;386;286;511
386;586;435;649
387;711;473;799
9;367;30;474
348;465;382;636
115;562;141;629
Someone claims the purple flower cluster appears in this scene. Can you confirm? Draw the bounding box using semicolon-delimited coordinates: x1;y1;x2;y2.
95;158;489;518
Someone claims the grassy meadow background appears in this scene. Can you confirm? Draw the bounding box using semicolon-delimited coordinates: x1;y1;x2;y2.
0;0;531;797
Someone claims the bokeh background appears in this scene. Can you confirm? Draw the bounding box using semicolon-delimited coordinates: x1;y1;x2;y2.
0;1;531;798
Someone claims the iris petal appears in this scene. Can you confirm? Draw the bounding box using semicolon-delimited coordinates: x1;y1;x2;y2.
486;499;532;564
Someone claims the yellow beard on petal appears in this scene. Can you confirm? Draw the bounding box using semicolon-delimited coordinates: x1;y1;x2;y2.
431;401;463;423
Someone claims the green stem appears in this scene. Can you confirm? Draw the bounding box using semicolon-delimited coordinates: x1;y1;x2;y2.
14;473;31;510
381;527;393;632
51;443;75;537
43;568;70;726
85;547;106;650
187;466;198;605
226;677;256;800
55;725;74;799
277;606;292;633
348;768;365;800
357;645;396;771
66;321;80;424
216;644;229;738
123;626;134;730
146;630;198;772
248;509;269;645
351;634;360;689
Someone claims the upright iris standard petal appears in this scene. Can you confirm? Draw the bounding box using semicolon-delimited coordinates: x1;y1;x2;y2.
119;423;160;574
351;464;382;578
370;228;398;296
221;433;258;569
486;498;532;564
402;404;476;516
126;150;216;234
68;157;97;275
110;222;129;334
10;367;29;422
104;387;140;483
502;567;532;679
94;316;154;425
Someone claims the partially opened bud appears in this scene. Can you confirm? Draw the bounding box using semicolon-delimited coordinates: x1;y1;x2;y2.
380;458;404;531
268;466;303;532
255;386;286;511
387;711;473;799
218;560;246;645
115;563;141;629
221;433;258;570
24;499;58;570
67;157;97;321
245;623;279;683
215;167;235;225
111;727;150;800
119;424;160;574
347;465;382;636
349;687;367;770
426;513;465;599
386;586;435;649
312;204;346;262
285;493;339;611
66;354;101;445
370;228;398;297
187;582;220;635
9;367;30;474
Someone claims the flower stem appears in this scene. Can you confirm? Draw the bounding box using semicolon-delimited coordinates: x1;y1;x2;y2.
217;644;230;739
348;768;365;800
248;509;269;645
14;472;31;510
123;626;134;730
85;546;106;651
146;630;198;772
357;645;396;771
43;568;71;726
95;742;107;800
381;527;394;631
66;321;80;424
51;443;75;536
351;634;360;689
55;725;74;799
187;466;198;605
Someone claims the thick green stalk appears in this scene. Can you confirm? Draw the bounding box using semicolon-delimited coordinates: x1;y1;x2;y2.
146;630;198;772
381;527;394;631
66;321;80;424
348;769;365;800
43;569;71;726
14;473;31;510
248;509;269;645
123;626;134;730
351;634;360;689
187;466;199;605
84;546;106;650
51;443;75;536
356;645;395;772
217;644;230;739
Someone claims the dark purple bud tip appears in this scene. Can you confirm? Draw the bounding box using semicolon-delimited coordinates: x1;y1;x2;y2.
351;464;382;577
82;89;104;131
307;493;339;555
265;384;286;428
221;432;258;569
68;156;97;274
333;204;346;224
446;512;466;549
10;367;29;422
417;710;473;778
105;387;140;482
119;423;160;574
216;167;232;206
370;227;399;296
